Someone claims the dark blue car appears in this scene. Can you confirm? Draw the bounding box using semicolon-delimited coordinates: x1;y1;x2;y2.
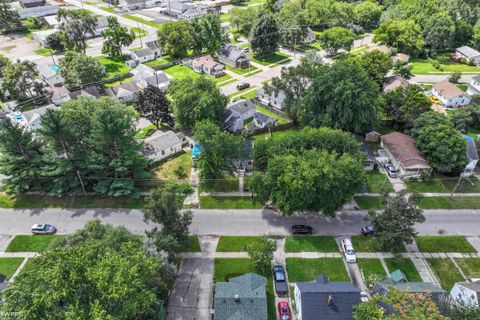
273;265;288;296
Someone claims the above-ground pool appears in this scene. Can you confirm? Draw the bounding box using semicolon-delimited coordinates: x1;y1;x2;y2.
49;65;60;72
192;144;202;159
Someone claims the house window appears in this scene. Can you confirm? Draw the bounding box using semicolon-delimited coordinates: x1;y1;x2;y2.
161;150;165;155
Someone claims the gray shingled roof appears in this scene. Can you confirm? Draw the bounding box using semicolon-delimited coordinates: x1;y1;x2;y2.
375;278;446;294
132;48;153;58
457;46;480;59
296;275;361;320
214;273;267;320
227;99;254;115
458;280;480;293
219;44;248;62
254;112;275;124
143;131;181;155
473;75;480;82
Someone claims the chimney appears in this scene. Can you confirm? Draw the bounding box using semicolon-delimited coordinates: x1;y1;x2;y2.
234;294;240;303
327;295;334;307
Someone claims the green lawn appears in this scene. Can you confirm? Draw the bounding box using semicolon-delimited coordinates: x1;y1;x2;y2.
104;76;133;88
220;12;230;23
214;258;275;320
410;58;480;75
131;27;148;36
201;174;239;192
228;86;258;99
123;14;162;29
357;259;387;287
384;258;422;282
255;105;289;124
212;73;233;85
286;258;350;282
34;47;54;56
351;235;385;252
154;150;192;181
216;236;263;252
0;195;144;209
143;56;172;68
365;172;394;193
405;176;480;193
284;236;339;253
250;52;290;67
0;258;24;279
416;236;476;253
455;258;480;278
417;196;480;209
226;64;258;75
427;258;464;291
163;65;201;80
354;196;384;209
96;56;130;78
99;6;116;13
253;128;298;141
180;235;201;252
199;196;262;209
6;235;64;253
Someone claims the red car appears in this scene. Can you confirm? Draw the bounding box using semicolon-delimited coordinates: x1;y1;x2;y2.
277;301;291;320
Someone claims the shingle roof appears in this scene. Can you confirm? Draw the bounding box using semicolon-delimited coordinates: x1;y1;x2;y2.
22;104;57;125
457;46;480;59
227;99;254;115
214;273;267;320
219;44;248;62
132;48;154;58
296;275;361;320
68;86;100;100
144;41;161;51
457;280;480;293
381;132;430;169
376;279;446;294
433;80;465;99
254;112;275;124
383;76;409;93
472;75;480;82
108;81;140;96
143;131;181;155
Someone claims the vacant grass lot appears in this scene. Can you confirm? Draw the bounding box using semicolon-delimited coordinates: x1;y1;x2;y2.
213;258;275;320
417;196;480;209
97;56;130;78
255;105;289;124
427;258;464;291
284;236;339;253
416;236;476;253
410;58;480;74
154;151;192;181
455;258;480;278
351;236;385;252
228;86;258;99
354;196;384;209
286;258;350;282
0;195;144;209
199;196;262;209
6;235;64;253
163;65;201;80
384;258;422;282
216;236;263;252
365;172;394;193
226;64;258;75
180;236;201;252
357;259;387;286
253;128;298;141
201;174;239;192
123;14;162;29
405;176;480;193
250;52;290;66
0;258;24;279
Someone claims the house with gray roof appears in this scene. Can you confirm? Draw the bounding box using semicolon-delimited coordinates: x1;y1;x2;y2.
467;75;480;96
257;86;286;110
451;280;480;307
456;46;480;66
68;86;101;100
22;104;57;130
18;5;58;19
131;64;169;90
130;48;155;64
37;64;64;87
373;272;447;306
213;273;267;320
143;41;163;58
106;81;141;102
20;0;45;8
160;0;205;20
142;130;183;162
294;274;361;320
218;44;250;69
118;0;147;10
223;99;256;133
253;112;276;128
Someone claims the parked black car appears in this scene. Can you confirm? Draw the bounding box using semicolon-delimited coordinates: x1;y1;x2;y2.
291;225;313;235
236;82;250;90
361;225;375;236
272;265;288;296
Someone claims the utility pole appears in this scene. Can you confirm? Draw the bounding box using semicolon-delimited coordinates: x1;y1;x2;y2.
137;22;143;47
76;170;87;197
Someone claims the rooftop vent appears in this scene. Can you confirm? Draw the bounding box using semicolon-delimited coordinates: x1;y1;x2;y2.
234;294;240;303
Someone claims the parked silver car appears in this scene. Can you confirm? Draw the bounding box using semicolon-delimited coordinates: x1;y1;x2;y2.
31;224;56;235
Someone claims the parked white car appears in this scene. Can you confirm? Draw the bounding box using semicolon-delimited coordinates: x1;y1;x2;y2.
341;238;357;263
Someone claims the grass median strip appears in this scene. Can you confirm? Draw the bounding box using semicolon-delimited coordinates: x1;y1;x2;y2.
416;196;480;209
455;258;480;278
365;172;394;193
286;258;349;282
384;258;422;282
199;196;262;209
0;258;24;279
427;258;464;291
416;236;476;253
351;235;383;252
284;236;338;253
353;196;384;209
216;236;263;252
0;195;145;209
6;235;64;253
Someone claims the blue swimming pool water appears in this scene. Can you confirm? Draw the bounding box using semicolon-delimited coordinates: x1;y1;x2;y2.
192;144;202;158
49;65;59;72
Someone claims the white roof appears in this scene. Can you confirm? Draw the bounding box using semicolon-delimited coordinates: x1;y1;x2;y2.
457;46;480;59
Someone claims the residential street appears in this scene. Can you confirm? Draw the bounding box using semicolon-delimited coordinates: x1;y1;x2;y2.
0;208;479;236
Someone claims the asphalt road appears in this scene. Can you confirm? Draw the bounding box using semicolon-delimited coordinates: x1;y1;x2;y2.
0;208;479;236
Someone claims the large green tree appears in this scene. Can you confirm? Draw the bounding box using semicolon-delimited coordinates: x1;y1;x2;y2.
423;12;455;53
229;7;257;35
57;9;97;53
368;190;425;253
157;20;192;58
246;236;277;274
374;19;425;56
1;220;171;320
193;120;243;187
190;14;224;54
351;50;393;87
1;60;42;100
0;0;21;33
101;16;135;58
59;51;105;87
133;84;173;129
412;111;467;173
249;10;280;58
302;60;382;134
318;27;355;55
276;1;308;48
353;0;383;30
169;77;227;129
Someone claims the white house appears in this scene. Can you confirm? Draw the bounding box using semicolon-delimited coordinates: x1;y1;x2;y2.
32;29;57;47
107;81;141;102
253;112;276;128
257;86;286;110
223;99;255;133
131;64;170;91
37;64;64;87
49;86;70;106
160;1;205;20
22;104;57;130
130;48;155;64
431;80;471;108
450;281;480;307
143;41;163;58
118;0;146;10
142;130;182;162
456;46;480;66
18;5;58;19
467;75;480;96
191;55;225;77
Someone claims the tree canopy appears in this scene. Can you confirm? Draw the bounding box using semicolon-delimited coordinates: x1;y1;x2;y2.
318;27;355;55
374;19;425;56
59;51;105;88
133;84;173;129
249;10;280;58
101;16;135;58
57;9;97;53
1;60;43;100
